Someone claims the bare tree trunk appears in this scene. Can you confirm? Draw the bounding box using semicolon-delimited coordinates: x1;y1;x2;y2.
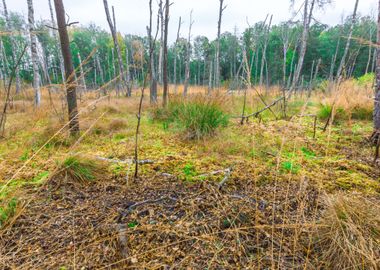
215;0;226;88
173;17;182;94
208;59;213;93
2;0;21;94
27;0;41;107
291;0;316;93
336;0;360;82
329;36;341;82
54;0;79;135
372;0;380;147
260;15;272;87
158;0;164;85
77;52;87;92
366;28;374;74
103;0;127;95
183;11;194;97
148;0;158;103
162;0;169;107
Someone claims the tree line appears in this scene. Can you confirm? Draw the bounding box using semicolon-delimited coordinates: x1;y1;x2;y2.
0;0;376;100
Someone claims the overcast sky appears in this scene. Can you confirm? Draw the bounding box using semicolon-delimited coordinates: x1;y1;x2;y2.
6;0;377;42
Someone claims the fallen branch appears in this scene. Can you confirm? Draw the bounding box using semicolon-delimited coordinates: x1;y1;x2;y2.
197;169;231;178
231;96;285;121
217;168;232;190
95;156;154;165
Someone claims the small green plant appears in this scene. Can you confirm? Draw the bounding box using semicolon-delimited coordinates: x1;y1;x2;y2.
301;147;316;159
0;198;17;227
281;161;300;174
19;151;29;161
32;171;50;184
113;133;127;142
317;104;347;120
356;73;374;87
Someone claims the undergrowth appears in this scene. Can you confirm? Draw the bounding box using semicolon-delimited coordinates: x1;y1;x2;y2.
152;96;229;139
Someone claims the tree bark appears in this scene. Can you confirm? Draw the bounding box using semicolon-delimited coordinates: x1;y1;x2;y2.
27;0;41;107
260;15;272;87
54;0;80;135
162;0;169;107
158;0;164;85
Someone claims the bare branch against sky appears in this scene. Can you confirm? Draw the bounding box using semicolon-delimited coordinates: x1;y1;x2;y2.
5;0;377;41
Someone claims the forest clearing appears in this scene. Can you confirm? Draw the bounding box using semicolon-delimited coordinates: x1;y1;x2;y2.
0;0;380;269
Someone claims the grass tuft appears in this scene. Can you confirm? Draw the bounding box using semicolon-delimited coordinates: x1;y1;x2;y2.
59;156;104;183
313;194;380;269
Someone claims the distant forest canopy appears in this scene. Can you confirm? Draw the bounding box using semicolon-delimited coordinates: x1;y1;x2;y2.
0;10;376;89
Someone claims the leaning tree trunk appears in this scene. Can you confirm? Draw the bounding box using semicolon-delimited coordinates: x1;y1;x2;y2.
103;0;128;95
27;0;41;107
54;0;79;135
2;0;21;94
373;0;380;143
336;0;360;82
158;0;164;85
183;12;193;97
162;0;169;107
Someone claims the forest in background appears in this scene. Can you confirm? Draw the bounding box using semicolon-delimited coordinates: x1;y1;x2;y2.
0;1;377;94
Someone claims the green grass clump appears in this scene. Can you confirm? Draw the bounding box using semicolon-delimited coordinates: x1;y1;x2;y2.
152;97;229;139
61;156;102;183
317;104;347;120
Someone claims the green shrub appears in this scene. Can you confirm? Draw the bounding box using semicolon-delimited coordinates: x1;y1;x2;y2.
317;104;347;120
152;97;229;139
351;106;372;120
356;73;374;87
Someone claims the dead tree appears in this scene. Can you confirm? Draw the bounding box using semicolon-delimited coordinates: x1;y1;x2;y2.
260;15;272;87
162;0;170;107
103;0;129;95
290;0;316;93
77;52;87;92
54;0;79;135
183;11;194;97
372;0;380;147
27;0;41;107
173;17;182;94
2;0;21;94
215;0;226;88
336;0;360;82
158;0;164;85
148;0;158;103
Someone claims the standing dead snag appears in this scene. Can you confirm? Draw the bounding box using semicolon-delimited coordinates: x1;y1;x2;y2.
183;11;194;97
103;0;129;96
335;0;360;83
173;17;182;94
162;0;170;107
27;0;41;107
148;0;158;104
54;0;80;136
215;0;226;88
372;0;380;161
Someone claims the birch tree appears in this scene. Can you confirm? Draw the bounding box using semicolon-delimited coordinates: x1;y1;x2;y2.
215;0;226;88
162;0;169;107
27;0;41;107
183;11;194;97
